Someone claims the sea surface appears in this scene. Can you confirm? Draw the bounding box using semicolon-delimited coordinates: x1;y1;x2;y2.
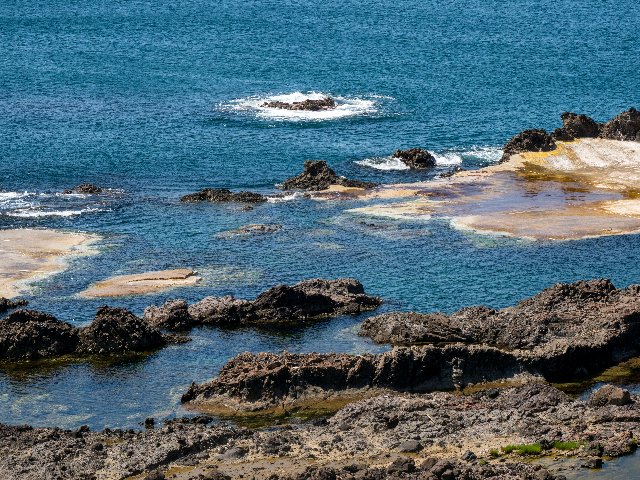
1;0;640;475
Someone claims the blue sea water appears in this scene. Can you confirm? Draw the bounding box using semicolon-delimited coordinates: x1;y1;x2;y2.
1;0;640;465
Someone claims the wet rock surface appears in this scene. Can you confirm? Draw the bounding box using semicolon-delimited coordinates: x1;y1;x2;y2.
63;183;103;194
0;309;78;360
393;148;437;169
262;96;336;111
0;297;28;313
147;278;381;330
501;129;557;162
599;107;640;141
180;188;266;203
280;160;377;191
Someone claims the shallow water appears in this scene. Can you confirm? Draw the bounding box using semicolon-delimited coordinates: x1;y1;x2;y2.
1;0;640;455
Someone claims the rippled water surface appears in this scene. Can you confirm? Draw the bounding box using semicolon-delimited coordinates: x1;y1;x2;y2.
1;1;640;462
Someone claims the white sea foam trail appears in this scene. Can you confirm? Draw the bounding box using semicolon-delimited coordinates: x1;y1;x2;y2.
355;157;410;171
355;146;502;171
6;207;105;218
224;91;378;121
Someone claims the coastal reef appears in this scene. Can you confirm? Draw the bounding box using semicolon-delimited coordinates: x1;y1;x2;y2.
180;188;267;204
261;96;337;111
393;148;437;169
280;160;377;191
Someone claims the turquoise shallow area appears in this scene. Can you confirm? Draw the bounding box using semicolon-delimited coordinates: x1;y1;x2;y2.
1;0;640;456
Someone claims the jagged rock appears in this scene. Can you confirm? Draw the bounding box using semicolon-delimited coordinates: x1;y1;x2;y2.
280;160;377;191
501;129;556;162
144;300;193;331
0;309;78;360
77;307;166;355
223;224;283;235
393;148;436;169
180;188;266;203
185;278;381;328
600;107;640;141
0;297;28;314
552;112;601;141
63;183;103;194
588;385;632;407
262;96;336;111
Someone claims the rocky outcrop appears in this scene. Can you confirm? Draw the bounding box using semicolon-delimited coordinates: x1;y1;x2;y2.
552;112;601;140
223;224;283;235
393;148;436;169
600;107;640;141
146;278;381;330
63;183;103;194
0;297;27;314
180;188;266;203
262;96;336;111
501;129;556;162
280;160;377;191
77;307;167;355
0;309;79;360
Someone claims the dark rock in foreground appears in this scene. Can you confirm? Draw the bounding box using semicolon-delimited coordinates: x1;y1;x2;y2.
501;129;556;162
63;183;103;194
393;148;437;169
180;188;266;204
0;297;27;314
146;278;382;330
262;96;336;111
280;160;377;191
552;112;601;141
0;309;78;360
77;306;167;355
600;107;640;141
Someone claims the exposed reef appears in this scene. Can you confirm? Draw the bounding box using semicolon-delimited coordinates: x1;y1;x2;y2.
63;183;103;194
0;307;173;361
0;297;27;314
600;107;640;141
393;148;436;169
145;278;381;330
182;279;640;411
180;188;267;203
552;112;601;141
262;96;336;111
501;129;556;162
280;160;377;191
79;269;201;298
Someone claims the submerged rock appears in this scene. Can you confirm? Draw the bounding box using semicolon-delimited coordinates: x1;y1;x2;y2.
600;107;640;141
552;112;601;140
0;309;79;360
0;297;28;314
262;96;336;111
501;129;556;162
393;148;436;169
147;278;382;330
77;307;166;355
63;183;103;194
222;224;283;235
180;188;266;203
280;160;377;191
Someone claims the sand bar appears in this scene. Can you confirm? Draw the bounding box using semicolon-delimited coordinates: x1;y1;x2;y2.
0;228;99;298
79;268;201;298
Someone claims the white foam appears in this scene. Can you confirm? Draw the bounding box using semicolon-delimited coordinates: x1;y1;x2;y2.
267;192;305;203
224;91;378;121
6;208;104;218
355;157;410;171
462;145;503;162
433;152;463;166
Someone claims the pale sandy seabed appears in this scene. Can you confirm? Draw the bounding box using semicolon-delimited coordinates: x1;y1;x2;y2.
78;268;201;298
317;139;640;242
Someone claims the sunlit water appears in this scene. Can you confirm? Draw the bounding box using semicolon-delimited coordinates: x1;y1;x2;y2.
1;4;640;475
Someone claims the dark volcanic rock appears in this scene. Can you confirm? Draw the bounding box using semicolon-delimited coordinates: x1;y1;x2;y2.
0;297;28;314
280;160;377;191
144;300;194;331
63;183;103;194
600;107;640;141
186;278;382;328
0;309;78;360
501;129;556;162
262;96;336;111
552;112;601;141
393;148;436;169
180;188;266;203
77;306;166;355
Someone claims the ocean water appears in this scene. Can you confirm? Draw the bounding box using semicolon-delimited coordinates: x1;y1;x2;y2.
1;1;640;471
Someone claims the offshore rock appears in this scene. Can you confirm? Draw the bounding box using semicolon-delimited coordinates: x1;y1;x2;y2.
184;278;382;329
552;112;601;140
262;96;336;111
0;297;28;314
393;148;436;169
0;309;78;360
501;129;556;162
77;306;167;355
63;183;103;194
144;299;194;331
280;160;377;191
600;107;640;141
180;188;266;203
